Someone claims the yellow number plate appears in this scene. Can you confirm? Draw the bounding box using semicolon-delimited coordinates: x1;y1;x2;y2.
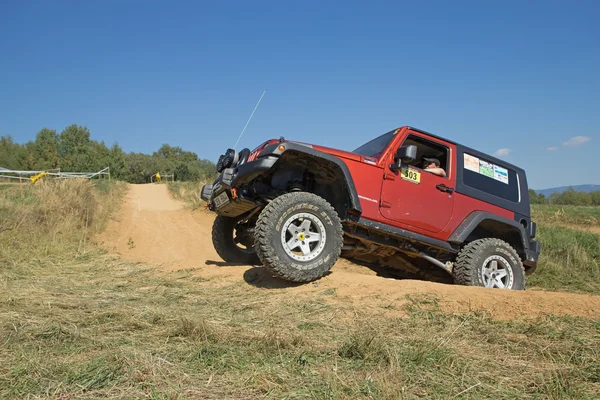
400;167;421;184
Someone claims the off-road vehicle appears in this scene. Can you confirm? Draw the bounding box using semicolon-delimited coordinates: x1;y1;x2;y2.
201;126;540;290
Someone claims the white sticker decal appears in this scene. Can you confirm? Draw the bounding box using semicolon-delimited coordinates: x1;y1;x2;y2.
494;165;509;184
358;195;378;204
479;160;494;178
464;153;480;172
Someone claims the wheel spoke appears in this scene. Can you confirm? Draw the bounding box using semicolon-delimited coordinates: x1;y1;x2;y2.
490;260;498;272
305;233;321;243
286;237;299;250
287;224;298;235
299;242;311;256
496;269;507;279
494;278;504;288
300;219;312;232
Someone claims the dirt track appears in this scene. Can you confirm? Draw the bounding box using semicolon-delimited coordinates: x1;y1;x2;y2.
100;184;600;320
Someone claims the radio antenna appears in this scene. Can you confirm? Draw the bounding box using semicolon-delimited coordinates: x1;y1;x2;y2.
233;89;267;150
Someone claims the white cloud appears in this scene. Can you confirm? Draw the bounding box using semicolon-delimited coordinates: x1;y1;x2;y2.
563;136;591;147
493;148;511;157
547;146;558;152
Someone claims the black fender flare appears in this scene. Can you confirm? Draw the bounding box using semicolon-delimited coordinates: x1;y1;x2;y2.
254;142;362;214
448;211;529;252
237;148;251;166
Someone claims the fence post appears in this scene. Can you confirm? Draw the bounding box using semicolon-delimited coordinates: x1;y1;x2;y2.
108;167;111;181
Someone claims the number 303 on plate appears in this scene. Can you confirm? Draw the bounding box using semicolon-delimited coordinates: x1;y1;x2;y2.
400;167;421;184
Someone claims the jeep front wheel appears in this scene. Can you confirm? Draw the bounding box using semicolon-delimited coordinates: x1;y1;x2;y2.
453;238;526;290
254;192;343;282
212;215;260;265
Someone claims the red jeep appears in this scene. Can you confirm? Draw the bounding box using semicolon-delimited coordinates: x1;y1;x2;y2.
201;126;540;290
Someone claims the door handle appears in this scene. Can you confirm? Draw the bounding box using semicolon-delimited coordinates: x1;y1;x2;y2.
436;184;455;194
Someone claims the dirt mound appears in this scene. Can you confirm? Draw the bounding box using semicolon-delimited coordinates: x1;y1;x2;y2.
100;184;600;320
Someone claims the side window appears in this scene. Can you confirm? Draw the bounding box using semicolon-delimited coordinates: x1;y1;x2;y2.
462;152;520;202
401;134;450;178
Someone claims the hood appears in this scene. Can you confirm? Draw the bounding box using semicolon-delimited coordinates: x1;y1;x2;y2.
248;139;376;165
310;144;363;162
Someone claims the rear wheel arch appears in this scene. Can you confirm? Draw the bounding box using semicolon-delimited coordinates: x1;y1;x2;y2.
449;212;528;258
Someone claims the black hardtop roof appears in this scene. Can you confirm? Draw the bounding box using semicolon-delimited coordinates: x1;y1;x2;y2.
406;126;525;173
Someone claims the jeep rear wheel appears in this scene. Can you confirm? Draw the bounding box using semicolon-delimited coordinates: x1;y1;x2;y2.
254;192;343;283
453;238;526;290
212;215;260;265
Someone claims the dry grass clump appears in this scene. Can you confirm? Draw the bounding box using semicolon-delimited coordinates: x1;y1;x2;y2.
167;181;209;209
0;179;125;262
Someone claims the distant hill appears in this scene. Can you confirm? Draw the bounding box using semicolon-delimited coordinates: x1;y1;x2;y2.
536;185;600;197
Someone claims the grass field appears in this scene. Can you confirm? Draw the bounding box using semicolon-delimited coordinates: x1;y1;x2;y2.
1;183;599;399
528;205;600;293
529;225;600;293
532;204;600;227
167;181;207;209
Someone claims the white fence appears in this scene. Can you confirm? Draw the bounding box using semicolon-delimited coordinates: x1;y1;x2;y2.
0;167;110;183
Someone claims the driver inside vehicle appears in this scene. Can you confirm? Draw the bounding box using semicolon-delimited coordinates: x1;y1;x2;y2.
422;157;446;177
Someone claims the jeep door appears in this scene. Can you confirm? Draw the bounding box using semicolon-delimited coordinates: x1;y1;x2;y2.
379;131;456;233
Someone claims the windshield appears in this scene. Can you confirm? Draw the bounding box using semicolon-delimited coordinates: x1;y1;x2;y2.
352;130;396;158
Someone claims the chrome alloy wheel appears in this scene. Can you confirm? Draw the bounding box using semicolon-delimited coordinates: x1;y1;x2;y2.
280;212;327;262
481;255;514;289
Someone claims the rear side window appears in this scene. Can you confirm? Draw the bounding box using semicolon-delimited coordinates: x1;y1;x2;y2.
463;153;519;202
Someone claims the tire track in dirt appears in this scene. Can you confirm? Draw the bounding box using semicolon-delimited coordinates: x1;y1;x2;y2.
100;184;600;320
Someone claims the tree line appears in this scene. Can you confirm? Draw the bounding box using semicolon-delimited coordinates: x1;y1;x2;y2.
0;125;216;183
529;188;600;206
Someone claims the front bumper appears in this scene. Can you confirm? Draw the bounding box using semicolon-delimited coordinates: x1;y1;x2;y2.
201;156;279;217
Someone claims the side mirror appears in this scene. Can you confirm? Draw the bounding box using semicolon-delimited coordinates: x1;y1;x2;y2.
396;145;417;163
390;145;417;171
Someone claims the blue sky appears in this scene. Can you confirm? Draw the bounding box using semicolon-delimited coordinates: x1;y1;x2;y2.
0;1;598;190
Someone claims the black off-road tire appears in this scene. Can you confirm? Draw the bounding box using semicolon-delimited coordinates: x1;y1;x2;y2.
212;215;260;265
254;192;343;283
453;238;526;290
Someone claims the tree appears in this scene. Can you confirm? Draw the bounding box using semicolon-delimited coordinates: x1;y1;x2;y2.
528;189;547;205
59;124;92;171
88;140;110;171
107;143;127;180
591;191;600;206
0;136;26;170
33;128;60;170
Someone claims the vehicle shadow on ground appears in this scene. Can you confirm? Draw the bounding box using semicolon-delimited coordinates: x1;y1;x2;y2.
342;258;454;285
243;267;311;289
205;260;247;267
